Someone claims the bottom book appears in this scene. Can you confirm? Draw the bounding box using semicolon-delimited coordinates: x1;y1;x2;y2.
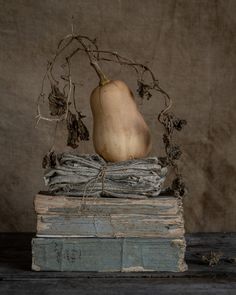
32;237;187;272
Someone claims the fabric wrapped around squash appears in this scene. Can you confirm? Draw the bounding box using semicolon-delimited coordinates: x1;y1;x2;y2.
44;153;167;199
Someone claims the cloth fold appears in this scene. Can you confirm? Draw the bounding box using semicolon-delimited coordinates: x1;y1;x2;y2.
44;153;167;199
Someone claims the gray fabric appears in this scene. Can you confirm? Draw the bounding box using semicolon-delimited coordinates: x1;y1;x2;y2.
44;154;167;199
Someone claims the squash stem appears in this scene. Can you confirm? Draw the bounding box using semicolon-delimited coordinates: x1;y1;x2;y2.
90;61;110;86
76;37;110;86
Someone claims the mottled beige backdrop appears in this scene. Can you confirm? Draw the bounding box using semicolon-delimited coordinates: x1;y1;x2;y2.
0;0;235;232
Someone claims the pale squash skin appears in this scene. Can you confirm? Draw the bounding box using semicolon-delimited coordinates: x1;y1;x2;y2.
90;80;152;162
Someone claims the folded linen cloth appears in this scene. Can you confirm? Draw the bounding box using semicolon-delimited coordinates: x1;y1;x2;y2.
44;153;167;199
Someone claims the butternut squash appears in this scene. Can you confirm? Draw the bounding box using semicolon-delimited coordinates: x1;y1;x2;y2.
90;80;152;162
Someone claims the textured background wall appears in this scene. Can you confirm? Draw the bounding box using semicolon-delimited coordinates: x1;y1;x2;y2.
0;0;235;232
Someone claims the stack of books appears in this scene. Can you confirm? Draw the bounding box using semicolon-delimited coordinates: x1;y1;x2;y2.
32;193;187;272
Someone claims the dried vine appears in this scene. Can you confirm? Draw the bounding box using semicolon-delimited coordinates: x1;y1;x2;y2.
37;29;187;197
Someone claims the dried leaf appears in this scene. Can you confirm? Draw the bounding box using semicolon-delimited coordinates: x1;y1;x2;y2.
77;113;89;141
137;80;152;100
161;113;187;135
163;134;170;146
66;111;89;149
173;118;187;131
48;84;67;116
171;177;186;197
158;157;169;167
201;252;223;267
67;111;79;148
42;151;57;169
167;144;182;161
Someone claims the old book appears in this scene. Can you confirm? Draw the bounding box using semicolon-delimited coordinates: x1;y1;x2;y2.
35;194;185;238
32;237;187;272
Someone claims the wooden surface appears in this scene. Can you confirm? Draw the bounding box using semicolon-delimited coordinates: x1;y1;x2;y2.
35;194;184;238
0;233;236;294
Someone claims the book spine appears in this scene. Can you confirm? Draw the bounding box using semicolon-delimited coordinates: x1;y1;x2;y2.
36;213;184;238
34;195;182;216
32;237;187;272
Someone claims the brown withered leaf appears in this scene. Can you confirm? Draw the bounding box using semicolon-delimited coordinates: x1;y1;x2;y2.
201;251;223;267
173;117;187;131
77;113;89;141
137;80;152;100
167;144;182;161
160;113;187;135
67;111;79;148
171;177;186;197
66;111;89;149
42;151;57;169
158;157;169;167
48;84;67;116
